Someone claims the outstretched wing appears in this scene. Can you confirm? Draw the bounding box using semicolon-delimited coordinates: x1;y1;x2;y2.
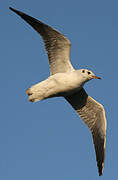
9;7;74;75
65;88;107;176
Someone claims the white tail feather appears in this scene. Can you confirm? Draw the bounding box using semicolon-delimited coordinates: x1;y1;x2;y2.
26;77;57;102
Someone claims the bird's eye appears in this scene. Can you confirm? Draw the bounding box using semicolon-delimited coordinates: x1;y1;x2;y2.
88;71;91;75
82;70;85;73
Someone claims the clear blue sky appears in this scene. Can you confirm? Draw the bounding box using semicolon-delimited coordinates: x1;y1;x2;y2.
1;0;117;179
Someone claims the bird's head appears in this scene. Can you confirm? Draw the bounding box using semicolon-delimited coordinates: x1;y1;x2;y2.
79;69;101;82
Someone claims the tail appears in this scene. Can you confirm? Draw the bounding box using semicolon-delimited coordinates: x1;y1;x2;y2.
26;81;47;102
26;76;59;102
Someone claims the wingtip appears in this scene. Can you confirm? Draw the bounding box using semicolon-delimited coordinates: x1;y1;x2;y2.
9;7;23;16
98;163;104;176
99;171;103;176
9;7;16;12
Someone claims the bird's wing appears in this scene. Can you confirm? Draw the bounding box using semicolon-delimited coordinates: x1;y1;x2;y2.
65;88;107;176
9;7;74;75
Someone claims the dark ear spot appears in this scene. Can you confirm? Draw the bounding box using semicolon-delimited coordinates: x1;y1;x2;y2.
87;71;91;75
82;70;85;73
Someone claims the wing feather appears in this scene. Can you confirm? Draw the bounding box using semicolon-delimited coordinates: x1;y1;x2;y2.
9;7;74;75
65;88;107;176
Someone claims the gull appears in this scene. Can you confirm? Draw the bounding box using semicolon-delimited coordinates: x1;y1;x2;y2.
9;7;107;176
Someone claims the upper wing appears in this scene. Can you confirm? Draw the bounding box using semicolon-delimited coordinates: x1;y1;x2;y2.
65;88;107;176
9;7;74;75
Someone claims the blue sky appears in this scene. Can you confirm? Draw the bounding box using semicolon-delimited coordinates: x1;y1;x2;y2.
1;0;118;179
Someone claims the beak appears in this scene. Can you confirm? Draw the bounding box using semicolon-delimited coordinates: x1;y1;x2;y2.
92;75;101;79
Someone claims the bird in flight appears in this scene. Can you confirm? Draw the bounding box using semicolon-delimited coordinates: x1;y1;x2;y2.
9;7;107;176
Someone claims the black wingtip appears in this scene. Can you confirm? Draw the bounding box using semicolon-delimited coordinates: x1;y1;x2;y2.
9;7;17;12
99;172;103;176
9;7;23;17
9;7;13;10
98;163;104;176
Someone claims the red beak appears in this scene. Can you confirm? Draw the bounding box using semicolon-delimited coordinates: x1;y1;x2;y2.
92;75;101;79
